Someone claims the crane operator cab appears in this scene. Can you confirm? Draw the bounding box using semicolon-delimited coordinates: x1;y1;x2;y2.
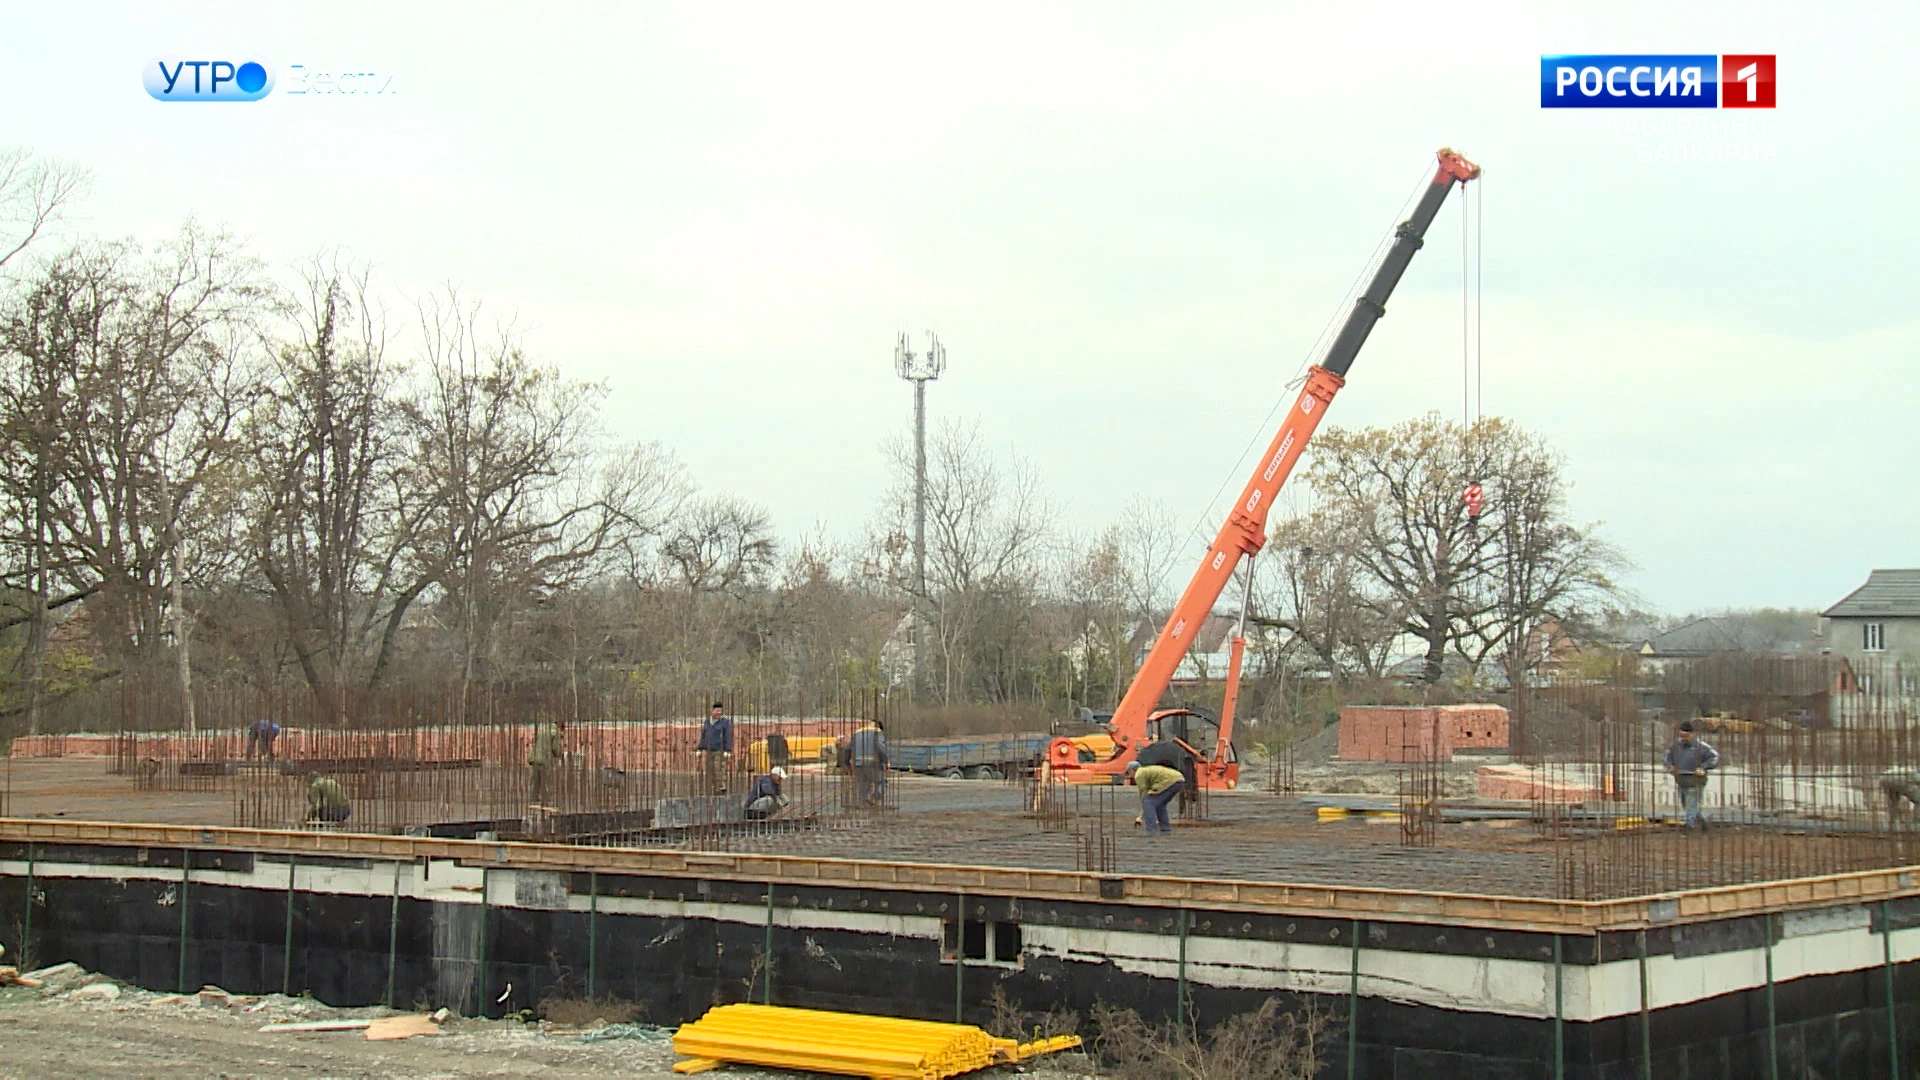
1145;707;1239;790
1044;706;1239;789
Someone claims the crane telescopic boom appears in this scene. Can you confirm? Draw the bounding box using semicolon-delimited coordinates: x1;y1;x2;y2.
1052;148;1481;785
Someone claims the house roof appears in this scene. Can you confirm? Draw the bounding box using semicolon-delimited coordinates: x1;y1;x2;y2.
1823;569;1920;619
1640;617;1745;657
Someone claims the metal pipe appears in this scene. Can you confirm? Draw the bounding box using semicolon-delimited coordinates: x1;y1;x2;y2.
912;378;927;697
1175;908;1188;1033
177;851;191;993
1764;912;1778;1080
763;884;775;1005
1638;929;1652;1079
1348;918;1360;1080
476;867;490;1018
587;870;598;1001
282;858;297;996
954;891;965;1024
385;861;401;1008
1553;933;1564;1080
1885;899;1899;1079
20;842;33;969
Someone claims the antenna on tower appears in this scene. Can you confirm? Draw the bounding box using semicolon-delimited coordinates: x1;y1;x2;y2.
894;330;945;699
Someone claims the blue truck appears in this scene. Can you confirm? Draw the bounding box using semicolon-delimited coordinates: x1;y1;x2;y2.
888;733;1052;780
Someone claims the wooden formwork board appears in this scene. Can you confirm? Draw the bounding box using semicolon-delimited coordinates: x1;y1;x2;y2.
3;817;1916;935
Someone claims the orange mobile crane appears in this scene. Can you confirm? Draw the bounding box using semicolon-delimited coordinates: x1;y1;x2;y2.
1046;148;1482;789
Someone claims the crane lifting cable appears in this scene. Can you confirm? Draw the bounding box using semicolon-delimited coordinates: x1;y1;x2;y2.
1461;169;1487;531
1050;148;1482;789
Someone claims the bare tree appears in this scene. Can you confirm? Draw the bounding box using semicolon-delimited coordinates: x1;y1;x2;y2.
0;148;89;272
244;255;417;717
407;291;675;687
1307;414;1623;685
879;420;1054;703
1256;510;1401;681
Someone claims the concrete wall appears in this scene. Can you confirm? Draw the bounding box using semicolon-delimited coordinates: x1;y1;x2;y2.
7;839;1920;1078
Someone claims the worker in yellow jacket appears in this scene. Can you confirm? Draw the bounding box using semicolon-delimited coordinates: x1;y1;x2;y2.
1126;760;1185;834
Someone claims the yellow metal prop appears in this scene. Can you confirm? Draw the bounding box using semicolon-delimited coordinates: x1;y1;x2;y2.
671;1003;1082;1079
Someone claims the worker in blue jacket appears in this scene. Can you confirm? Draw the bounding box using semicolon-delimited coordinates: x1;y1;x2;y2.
1662;720;1721;830
696;701;733;794
846;722;889;807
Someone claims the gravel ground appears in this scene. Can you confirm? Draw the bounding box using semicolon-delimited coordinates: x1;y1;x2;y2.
0;969;1096;1080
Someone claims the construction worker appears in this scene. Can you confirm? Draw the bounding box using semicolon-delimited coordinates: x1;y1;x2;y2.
1126;760;1185;834
1137;730;1199;812
1662;719;1720;830
529;718;566;805
306;773;350;824
1881;768;1920;824
696;701;733;795
246;716;281;762
744;766;788;821
847;721;888;807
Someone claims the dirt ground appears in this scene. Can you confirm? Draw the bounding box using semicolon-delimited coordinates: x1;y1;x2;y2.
0;971;1096;1080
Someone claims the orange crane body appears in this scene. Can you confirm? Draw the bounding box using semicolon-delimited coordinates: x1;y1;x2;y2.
1048;148;1481;789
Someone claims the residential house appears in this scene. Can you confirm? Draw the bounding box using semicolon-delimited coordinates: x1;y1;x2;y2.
1822;568;1920;681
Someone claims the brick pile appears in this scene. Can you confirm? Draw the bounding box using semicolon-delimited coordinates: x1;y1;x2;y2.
1336;703;1509;762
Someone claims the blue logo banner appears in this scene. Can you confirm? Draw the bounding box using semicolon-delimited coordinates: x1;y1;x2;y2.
1541;55;1717;108
145;57;274;102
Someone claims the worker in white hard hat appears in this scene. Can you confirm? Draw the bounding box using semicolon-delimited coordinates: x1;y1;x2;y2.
745;765;788;820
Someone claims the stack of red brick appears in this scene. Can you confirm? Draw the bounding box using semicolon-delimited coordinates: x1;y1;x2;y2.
1336;703;1509;762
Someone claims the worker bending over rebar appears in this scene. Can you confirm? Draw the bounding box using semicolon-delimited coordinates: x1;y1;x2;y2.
745;766;788;820
307;773;350;825
1126;760;1185;835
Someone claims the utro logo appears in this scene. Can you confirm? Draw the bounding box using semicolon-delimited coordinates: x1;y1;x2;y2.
1540;55;1774;108
144;57;274;102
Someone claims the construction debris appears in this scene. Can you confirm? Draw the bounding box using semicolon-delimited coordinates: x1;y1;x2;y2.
670;1003;1082;1078
365;1014;441;1040
260;1018;373;1033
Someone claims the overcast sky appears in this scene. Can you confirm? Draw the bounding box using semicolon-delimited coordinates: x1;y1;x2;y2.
3;1;1913;615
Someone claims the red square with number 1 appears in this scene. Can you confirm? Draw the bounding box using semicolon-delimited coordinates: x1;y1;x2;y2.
1721;55;1775;108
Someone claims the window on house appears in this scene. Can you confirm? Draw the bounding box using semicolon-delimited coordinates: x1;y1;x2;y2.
1865;623;1886;652
942;919;1023;967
